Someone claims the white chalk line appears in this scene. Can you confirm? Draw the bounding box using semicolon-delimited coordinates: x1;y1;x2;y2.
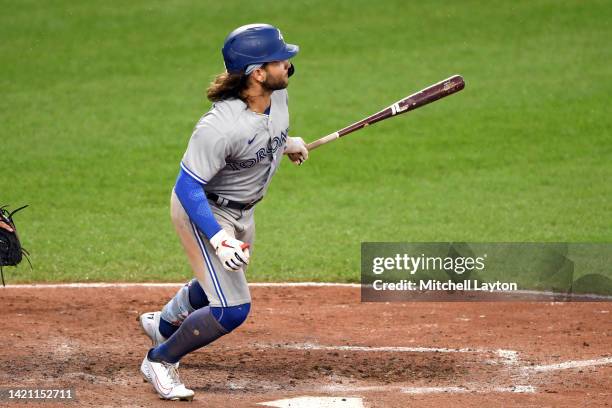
318;384;536;394
402;385;536;394
270;342;519;365
509;289;612;301
4;282;610;300
2;282;361;289
265;342;612;394
522;357;612;373
277;343;612;373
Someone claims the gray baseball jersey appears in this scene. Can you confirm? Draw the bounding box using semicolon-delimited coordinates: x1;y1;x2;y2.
181;89;290;203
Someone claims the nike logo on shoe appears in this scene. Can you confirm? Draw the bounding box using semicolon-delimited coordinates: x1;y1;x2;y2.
247;135;257;144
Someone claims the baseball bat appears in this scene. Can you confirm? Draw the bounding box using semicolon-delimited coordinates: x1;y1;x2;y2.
306;74;465;151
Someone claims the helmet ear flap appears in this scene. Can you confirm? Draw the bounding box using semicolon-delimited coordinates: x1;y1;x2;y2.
288;63;295;77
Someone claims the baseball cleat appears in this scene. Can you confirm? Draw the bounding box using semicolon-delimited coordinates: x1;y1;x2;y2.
138;311;181;370
138;311;167;347
141;355;194;401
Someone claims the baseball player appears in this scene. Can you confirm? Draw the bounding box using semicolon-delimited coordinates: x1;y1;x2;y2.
138;24;308;401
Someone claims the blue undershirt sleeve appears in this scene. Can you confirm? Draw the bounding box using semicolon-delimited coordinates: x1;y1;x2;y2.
174;167;222;240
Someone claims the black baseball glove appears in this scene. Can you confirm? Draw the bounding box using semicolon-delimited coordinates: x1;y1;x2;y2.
0;205;30;286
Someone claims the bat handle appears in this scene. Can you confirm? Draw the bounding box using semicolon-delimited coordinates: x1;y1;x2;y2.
306;131;340;151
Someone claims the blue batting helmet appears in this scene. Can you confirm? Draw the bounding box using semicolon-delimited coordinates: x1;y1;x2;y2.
222;24;299;75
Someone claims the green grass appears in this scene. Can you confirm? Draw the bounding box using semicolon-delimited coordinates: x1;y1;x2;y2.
1;0;611;283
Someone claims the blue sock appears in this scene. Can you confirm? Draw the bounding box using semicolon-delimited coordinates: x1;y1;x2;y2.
149;306;228;364
149;303;250;364
159;317;178;339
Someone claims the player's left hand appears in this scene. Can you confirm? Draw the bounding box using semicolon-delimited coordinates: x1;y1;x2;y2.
284;136;308;165
209;229;250;271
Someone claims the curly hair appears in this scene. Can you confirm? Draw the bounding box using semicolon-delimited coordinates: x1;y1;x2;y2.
206;71;250;102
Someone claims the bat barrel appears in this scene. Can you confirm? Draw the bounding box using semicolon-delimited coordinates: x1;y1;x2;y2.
397;75;464;114
307;74;465;151
336;75;465;138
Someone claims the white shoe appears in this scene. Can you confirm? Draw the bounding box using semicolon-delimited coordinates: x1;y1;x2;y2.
139;311;181;370
141;355;194;401
138;311;167;347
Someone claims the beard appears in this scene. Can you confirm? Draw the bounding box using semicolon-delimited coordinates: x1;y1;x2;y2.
262;74;288;91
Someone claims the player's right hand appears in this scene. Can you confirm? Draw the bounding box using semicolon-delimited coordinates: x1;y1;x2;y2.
284;136;309;165
210;229;250;271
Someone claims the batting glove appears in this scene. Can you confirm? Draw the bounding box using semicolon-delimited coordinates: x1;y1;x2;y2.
209;229;250;271
284;136;309;165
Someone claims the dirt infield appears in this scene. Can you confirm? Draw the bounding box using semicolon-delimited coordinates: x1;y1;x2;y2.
1;285;611;407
